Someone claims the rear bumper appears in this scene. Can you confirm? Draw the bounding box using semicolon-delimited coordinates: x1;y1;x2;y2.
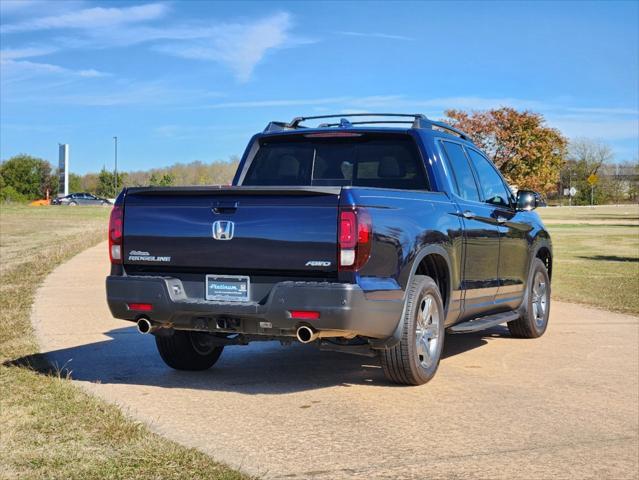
106;275;403;339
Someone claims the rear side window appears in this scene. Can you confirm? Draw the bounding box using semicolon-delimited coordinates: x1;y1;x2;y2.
242;135;429;190
466;148;512;207
440;141;480;202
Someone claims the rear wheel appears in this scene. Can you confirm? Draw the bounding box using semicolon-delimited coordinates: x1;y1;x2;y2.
508;258;551;338
379;275;445;385
155;331;224;370
69;201;77;206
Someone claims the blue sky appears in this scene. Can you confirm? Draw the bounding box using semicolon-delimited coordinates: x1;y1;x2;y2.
1;0;637;174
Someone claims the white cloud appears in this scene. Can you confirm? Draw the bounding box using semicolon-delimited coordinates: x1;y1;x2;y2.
546;116;639;141
202;94;639;141
2;75;222;106
0;46;58;59
336;31;412;41
42;83;175;106
3;8;306;82
154;124;244;140
0;0;39;16
1;3;167;33
77;69;106;78
205;96;354;109
202;95;545;111
155;12;296;82
0;57;110;83
0;0;86;18
204;95;407;109
563;106;639;116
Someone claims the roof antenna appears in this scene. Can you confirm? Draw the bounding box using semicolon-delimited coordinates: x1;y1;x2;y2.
339;118;352;128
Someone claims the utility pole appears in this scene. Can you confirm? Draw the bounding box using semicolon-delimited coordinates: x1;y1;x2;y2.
113;136;118;194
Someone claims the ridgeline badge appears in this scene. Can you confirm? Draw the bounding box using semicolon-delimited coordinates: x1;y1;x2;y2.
128;250;171;262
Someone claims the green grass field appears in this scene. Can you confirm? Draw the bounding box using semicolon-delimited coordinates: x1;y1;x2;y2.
0;205;246;480
539;205;639;315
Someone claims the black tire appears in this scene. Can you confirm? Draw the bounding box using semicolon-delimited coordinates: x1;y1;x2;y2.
508;258;551;338
155;331;224;371
379;275;446;386
69;201;77;206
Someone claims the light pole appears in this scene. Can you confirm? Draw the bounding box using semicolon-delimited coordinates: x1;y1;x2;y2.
113;136;118;194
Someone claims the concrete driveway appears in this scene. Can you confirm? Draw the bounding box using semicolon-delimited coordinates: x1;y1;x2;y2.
32;243;638;479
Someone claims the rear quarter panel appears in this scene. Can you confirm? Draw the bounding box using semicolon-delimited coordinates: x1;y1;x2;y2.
341;187;464;325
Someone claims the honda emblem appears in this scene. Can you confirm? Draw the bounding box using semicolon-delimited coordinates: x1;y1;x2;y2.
212;220;234;240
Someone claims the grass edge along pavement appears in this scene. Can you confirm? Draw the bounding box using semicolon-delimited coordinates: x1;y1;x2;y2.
539;205;639;316
0;206;248;480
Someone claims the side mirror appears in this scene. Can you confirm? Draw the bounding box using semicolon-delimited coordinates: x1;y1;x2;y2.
516;190;541;211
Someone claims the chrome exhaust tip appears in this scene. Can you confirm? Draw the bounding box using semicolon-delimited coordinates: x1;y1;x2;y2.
296;325;318;344
136;318;152;334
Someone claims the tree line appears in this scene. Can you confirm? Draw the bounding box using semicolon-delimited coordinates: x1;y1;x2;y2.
1;108;637;204
0;157;240;201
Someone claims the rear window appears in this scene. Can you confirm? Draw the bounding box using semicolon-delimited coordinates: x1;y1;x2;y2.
241;135;429;190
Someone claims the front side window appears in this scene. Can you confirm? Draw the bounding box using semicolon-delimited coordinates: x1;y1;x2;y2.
242;135;429;190
440;141;480;202
466;148;512;207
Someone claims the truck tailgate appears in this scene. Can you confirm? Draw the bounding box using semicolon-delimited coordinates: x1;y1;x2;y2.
122;187;340;274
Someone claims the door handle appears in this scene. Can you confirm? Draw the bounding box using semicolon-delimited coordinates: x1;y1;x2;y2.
496;216;507;224
462;210;475;219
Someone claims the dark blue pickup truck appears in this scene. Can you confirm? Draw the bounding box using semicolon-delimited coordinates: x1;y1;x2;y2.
106;113;552;385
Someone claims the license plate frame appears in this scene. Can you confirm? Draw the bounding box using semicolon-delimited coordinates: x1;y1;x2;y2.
205;275;250;302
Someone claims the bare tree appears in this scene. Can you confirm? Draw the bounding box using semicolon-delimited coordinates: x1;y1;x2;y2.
568;138;614;173
564;139;614;205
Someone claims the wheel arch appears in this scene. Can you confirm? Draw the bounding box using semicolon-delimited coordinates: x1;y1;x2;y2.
414;250;451;315
516;238;553;314
534;244;553;280
371;244;452;350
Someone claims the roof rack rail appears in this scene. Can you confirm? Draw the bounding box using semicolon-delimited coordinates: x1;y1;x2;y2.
263;113;471;140
287;113;424;129
427;120;472;141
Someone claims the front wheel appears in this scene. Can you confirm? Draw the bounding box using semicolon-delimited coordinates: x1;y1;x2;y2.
155;331;224;370
379;275;445;385
508;258;551;338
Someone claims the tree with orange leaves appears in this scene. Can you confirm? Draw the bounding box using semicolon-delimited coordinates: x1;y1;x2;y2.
444;108;567;194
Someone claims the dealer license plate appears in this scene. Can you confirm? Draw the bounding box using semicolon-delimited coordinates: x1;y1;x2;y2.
205;275;250;302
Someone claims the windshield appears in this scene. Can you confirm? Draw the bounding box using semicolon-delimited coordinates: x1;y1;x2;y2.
242;135;429;190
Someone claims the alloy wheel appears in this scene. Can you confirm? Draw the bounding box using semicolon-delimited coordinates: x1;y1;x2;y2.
531;271;548;328
415;293;440;368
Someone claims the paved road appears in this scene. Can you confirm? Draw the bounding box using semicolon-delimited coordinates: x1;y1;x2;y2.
32;243;638;479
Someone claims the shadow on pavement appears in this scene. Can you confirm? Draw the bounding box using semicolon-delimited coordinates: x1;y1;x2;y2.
6;325;511;394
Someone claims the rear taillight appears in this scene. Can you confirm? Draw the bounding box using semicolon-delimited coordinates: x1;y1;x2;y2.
338;207;372;271
108;205;123;264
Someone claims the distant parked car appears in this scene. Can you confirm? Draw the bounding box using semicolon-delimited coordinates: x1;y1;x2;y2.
52;193;112;206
